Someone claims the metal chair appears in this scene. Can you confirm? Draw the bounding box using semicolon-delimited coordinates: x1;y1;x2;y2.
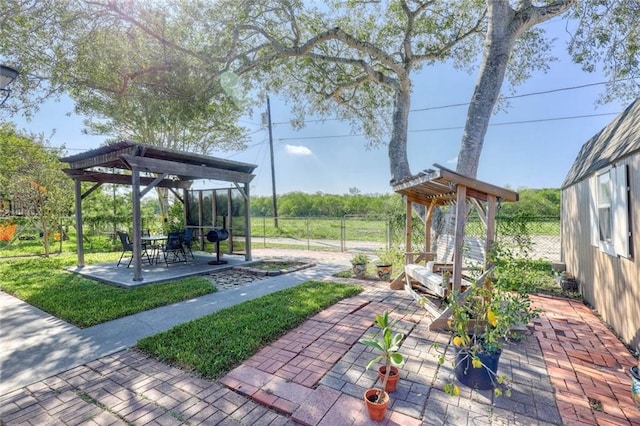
182;228;195;260
116;231;151;267
159;231;187;266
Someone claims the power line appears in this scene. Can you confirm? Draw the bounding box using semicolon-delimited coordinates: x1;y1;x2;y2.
277;111;621;142
272;78;635;124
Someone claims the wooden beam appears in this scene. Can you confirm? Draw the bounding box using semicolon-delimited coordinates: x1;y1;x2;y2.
63;169;192;189
434;163;519;202
425;200;437;254
485;194;497;268
132;168;143;281
405;198;412;263
121;155;255;184
81;182;103;200
452;185;467;292
140;173;168;198
74;178;85;267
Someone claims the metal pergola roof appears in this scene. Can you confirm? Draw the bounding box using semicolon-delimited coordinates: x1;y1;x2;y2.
60;141;257;282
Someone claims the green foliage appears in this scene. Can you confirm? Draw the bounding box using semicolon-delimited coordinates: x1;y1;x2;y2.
497;188;561;218
491;242;554;294
137;281;362;379
350;252;370;265
438;281;539;397
0;254;216;327
252;192;402;218
0;124;73;256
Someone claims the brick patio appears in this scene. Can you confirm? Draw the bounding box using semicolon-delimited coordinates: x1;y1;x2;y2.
1;279;639;425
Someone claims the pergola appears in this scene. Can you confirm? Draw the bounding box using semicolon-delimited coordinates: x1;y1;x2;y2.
391;164;518;329
60;141;257;281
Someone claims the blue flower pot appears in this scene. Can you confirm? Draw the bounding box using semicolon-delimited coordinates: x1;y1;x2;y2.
455;347;502;390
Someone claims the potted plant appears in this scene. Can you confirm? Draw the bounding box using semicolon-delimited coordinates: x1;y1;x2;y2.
374;247;400;281
631;357;640;410
359;310;405;421
436;280;539;396
350;253;369;279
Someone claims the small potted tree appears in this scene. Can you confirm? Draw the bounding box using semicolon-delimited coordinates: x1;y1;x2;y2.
350;253;369;279
359;310;405;421
436;281;539;396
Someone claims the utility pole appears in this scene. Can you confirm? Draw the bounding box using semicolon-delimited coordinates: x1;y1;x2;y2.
264;96;278;228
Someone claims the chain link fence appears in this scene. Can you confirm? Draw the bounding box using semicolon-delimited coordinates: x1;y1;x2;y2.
251;215;560;261
2;213;560;261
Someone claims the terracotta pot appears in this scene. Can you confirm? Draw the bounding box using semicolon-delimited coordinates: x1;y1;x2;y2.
377;365;400;392
363;388;389;422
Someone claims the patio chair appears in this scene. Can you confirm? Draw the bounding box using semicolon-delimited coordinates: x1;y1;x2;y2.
116;231;151;267
159;231;187;266
182;228;195;260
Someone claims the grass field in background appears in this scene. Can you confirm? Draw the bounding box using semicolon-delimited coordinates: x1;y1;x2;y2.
1;216;560;257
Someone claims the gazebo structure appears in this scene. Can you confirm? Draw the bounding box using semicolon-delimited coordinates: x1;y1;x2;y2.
390;164;518;330
60;141;257;282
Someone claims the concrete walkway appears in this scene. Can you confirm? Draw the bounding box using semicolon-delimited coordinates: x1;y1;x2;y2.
1;250;639;425
0;253;348;396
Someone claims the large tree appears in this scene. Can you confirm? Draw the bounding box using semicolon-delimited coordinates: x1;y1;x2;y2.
0;124;73;256
3;0;638;187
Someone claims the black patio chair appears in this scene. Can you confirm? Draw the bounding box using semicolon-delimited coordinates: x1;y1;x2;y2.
182;228;195;260
159;231;187;266
116;231;151;267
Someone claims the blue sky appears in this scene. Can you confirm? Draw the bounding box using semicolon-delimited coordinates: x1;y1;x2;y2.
7;19;631;197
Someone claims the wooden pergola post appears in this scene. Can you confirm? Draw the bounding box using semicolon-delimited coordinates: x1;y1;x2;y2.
452;184;467;292
405;199;413;264
73;178;85;267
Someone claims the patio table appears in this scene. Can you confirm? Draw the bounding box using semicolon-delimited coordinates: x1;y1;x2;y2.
141;235;166;264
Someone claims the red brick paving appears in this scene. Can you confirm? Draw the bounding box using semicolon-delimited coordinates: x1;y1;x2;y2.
531;294;640;426
220;290;428;423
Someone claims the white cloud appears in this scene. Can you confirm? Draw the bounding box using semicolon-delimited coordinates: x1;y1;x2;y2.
285;144;313;156
446;156;458;165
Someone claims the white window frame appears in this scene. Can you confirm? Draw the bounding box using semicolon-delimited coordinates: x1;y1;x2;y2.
589;164;631;258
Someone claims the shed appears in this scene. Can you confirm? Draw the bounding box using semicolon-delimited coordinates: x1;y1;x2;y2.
561;98;639;352
60;141;257;281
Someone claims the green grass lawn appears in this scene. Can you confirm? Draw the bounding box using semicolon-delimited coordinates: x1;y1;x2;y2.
0;253;216;327
137;280;362;379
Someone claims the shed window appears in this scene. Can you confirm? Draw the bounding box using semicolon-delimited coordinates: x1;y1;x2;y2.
597;171;613;243
590;164;631;258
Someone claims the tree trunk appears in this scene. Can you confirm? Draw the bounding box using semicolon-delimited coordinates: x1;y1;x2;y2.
388;88;412;184
456;1;515;179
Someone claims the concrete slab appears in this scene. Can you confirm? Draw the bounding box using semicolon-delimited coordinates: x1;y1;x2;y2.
65;252;249;287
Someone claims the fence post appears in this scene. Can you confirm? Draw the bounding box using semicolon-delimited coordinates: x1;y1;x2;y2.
341;216;345;252
263;217;266;247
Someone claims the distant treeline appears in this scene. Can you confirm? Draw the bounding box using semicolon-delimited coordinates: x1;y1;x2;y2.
251;188;560;218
